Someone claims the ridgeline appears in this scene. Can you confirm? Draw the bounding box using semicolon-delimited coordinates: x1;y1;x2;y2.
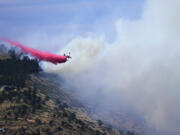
0;48;138;135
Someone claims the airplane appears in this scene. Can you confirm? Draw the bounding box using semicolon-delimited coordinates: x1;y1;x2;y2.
64;52;72;59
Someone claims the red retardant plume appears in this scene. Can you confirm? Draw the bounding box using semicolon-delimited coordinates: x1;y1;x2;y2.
0;37;68;64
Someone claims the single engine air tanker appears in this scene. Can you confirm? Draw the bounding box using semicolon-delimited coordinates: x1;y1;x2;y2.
0;37;71;64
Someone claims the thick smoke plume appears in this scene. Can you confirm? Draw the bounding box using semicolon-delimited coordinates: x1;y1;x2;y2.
38;0;180;134
0;37;67;64
44;36;106;75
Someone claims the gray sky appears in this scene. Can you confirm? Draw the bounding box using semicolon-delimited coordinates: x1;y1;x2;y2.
0;0;144;51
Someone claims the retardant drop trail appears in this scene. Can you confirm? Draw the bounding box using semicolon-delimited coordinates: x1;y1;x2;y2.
0;37;70;64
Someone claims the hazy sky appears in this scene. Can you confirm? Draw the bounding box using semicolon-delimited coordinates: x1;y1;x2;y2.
0;0;144;50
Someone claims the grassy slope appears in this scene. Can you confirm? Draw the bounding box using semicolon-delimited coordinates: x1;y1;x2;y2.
0;74;123;135
0;53;129;135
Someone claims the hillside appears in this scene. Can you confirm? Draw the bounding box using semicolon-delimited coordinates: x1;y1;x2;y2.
0;51;138;135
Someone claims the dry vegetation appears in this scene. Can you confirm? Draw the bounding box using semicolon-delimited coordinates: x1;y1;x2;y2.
0;51;138;135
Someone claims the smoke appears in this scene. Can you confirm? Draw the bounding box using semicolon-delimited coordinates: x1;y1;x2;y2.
44;36;106;75
43;0;180;134
0;44;8;53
